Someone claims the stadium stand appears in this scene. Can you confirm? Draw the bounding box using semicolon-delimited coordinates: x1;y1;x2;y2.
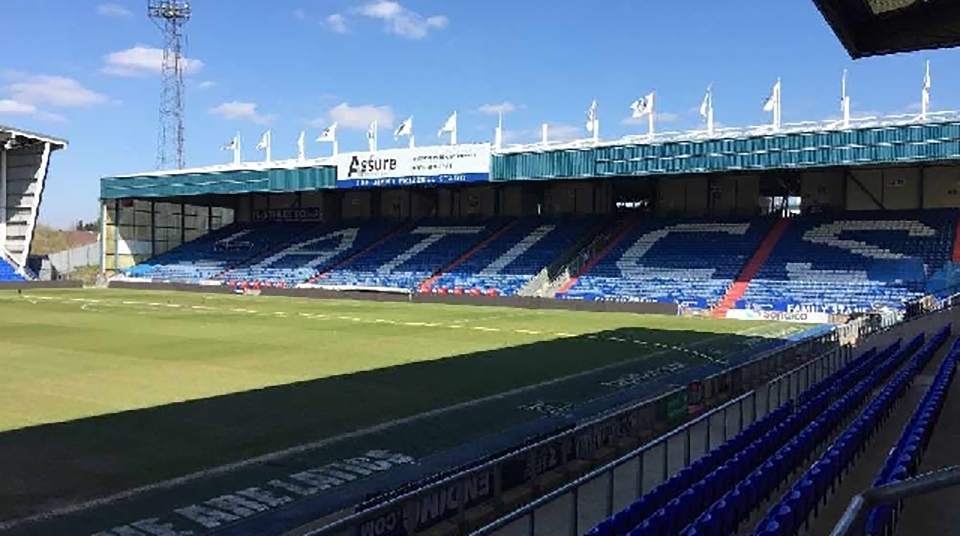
424;216;600;295
124;222;315;283
120;209;960;312
560;217;776;308
220;221;396;287
318;219;507;290
736;210;958;314
0;254;25;282
583;324;950;536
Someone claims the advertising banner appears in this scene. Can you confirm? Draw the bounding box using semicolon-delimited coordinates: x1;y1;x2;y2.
253;207;322;221
725;308;830;324
333;143;491;189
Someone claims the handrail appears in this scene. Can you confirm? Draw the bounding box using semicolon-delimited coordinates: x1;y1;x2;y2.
828;466;960;536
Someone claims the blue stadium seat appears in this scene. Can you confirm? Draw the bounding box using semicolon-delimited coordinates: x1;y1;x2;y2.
220;221;396;287
125;222;316;284
429;216;599;295
738;210;958;314
320;219;505;291
561;218;775;308
0;255;26;282
586;325;951;536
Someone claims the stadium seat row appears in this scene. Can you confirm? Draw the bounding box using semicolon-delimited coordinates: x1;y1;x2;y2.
863;336;959;536
0;255;25;282
584;332;932;536
749;326;950;536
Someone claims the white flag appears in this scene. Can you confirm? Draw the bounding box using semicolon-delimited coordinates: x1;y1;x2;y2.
699;89;712;119
297;131;306;158
395;116;413;138
256;130;271;150
763;81;780;112
438;111;457;136
586;99;598;132
317;123;337;142
221;136;237;151
630;93;653;118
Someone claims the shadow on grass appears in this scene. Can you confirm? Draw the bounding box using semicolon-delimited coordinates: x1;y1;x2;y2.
0;325;808;525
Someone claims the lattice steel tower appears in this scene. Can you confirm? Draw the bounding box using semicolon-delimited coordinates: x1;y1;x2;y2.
148;0;191;170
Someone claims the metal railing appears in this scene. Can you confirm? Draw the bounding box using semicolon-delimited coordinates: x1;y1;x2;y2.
469;346;852;536
303;326;844;536
829;466;960;536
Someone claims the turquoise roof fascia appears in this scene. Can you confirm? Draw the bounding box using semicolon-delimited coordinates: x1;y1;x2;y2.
100;166;337;200
491;121;960;181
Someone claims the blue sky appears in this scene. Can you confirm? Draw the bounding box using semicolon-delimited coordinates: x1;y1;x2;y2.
2;0;959;227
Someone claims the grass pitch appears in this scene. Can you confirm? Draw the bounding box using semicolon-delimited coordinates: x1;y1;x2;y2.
0;288;804;526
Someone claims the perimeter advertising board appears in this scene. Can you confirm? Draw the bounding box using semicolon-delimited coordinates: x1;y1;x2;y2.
333;143;491;189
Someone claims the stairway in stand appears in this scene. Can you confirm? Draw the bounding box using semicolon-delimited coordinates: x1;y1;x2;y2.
712;218;790;318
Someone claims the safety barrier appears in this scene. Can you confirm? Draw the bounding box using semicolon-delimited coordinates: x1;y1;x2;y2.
457;346;852;536
302;326;845;536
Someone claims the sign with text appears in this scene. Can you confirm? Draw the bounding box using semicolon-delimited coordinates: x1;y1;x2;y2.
726;308;830;324
333;144;491;189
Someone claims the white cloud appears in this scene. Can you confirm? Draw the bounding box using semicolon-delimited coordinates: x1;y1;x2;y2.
0;99;36;115
358;1;448;39
477;102;520;115
97;3;133;18
621;111;679;126
207;101;276;125
316;102;394;130
3;71;108;108
293;8;306;20
198;80;217;90
326;13;349;34
102;46;204;77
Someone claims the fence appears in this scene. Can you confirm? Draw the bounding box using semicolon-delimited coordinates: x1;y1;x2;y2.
47;242;100;275
469;345;852;536
305;324;845;536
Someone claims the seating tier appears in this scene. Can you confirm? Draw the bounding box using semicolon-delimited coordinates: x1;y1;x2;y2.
737;210;957;314
320;219;504;290
428;217;598;295
563;218;774;308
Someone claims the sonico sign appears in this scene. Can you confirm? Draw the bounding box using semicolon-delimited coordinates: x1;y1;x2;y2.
333;144;491;189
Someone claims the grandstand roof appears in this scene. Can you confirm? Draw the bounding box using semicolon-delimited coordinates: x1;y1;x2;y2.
814;0;960;57
0;123;68;150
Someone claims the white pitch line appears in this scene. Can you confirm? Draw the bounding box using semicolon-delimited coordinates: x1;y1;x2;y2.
0;325;751;531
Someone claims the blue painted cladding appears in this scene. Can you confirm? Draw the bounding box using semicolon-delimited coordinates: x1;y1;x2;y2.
491;121;960;181
100;166;337;199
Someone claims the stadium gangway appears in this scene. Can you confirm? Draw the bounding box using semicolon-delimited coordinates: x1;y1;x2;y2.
464;347;852;536
828;466;960;536
300;329;846;536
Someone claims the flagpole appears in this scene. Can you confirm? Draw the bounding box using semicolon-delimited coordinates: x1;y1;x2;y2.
841;70;850;128
648;93;655;138
542;123;548;145
922;60;930;120
775;79;782;131
494;110;503;149
234;132;241;165
332;140;339;156
409;134;415;149
298;131;305;162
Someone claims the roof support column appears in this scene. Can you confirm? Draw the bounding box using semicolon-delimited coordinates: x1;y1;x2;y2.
0;147;7;252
